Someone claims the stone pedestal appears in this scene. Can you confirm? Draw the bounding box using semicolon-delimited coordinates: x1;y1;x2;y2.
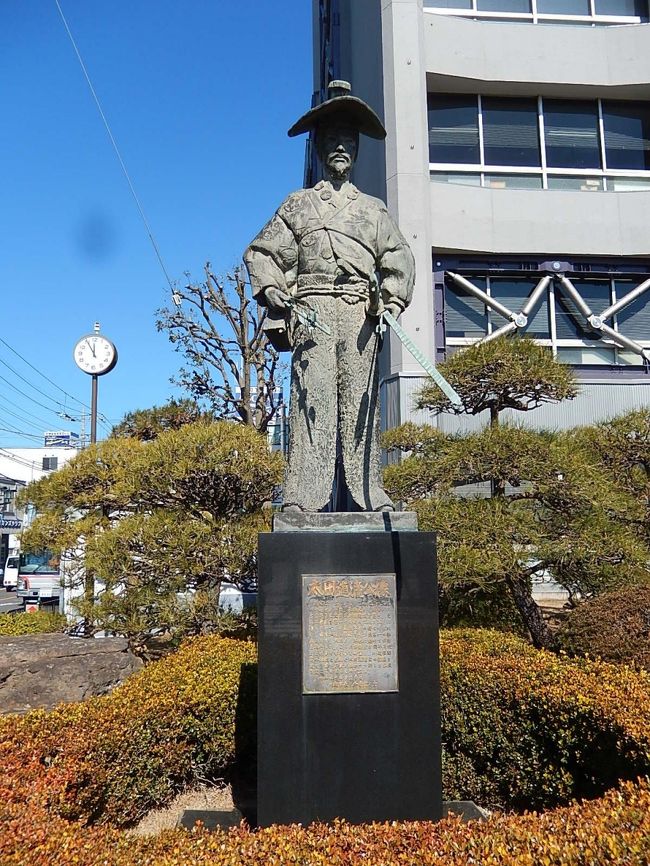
257;521;441;827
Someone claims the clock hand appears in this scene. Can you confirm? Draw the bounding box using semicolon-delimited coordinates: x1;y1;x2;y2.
85;340;96;358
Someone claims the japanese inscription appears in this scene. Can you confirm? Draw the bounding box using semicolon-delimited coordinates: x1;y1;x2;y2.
302;573;398;694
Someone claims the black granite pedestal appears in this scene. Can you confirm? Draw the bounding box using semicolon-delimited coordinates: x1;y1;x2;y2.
257;526;441;827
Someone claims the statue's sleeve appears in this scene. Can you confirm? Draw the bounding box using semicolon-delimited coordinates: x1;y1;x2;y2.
244;211;298;306
376;208;416;312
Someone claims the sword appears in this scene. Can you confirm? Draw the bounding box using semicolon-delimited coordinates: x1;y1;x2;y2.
378;310;463;406
286;297;331;336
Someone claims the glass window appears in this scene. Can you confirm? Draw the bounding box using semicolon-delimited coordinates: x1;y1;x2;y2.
430;171;482;186
603;102;650;171
428;95;480;164
445;277;488;338
616;351;645;366
547;176;603;190
594;0;646;14
607;176;650;191
484;173;543;189
477;0;530;11
482;97;540;167
489;277;551;338
555;279;612;339
556;347;616;364
615;280;650;342
424;0;473;6
544;100;601;169
537;0;590;13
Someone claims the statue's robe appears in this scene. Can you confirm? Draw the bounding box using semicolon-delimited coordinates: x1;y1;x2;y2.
245;179;415;511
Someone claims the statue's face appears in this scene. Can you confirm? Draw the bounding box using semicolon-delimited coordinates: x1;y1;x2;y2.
316;124;359;181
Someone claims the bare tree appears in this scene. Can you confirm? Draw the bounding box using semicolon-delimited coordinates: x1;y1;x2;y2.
157;265;283;433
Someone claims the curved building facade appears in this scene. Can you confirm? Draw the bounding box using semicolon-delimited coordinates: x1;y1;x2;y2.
313;0;650;432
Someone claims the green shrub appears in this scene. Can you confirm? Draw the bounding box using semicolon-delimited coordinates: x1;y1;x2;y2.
556;586;650;671
0;611;66;636
439;581;526;635
441;630;650;810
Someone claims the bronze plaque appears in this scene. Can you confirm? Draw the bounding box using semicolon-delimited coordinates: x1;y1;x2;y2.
302;573;398;694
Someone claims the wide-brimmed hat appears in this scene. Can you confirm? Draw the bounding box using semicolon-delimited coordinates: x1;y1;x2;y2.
288;80;386;140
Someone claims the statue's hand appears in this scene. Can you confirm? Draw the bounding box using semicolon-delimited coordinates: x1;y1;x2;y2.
265;287;291;311
382;302;403;320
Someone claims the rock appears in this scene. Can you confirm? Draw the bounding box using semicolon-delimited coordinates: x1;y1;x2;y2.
0;633;142;714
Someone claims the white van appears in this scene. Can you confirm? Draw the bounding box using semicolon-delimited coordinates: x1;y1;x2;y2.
3;556;19;591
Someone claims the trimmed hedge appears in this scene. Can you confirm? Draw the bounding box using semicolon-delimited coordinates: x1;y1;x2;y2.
0;636;256;826
441;629;650;810
0;630;649;864
0;611;66;636
556;586;650;671
1;779;649;865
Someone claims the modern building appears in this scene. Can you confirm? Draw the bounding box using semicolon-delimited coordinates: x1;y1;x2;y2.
0;445;78;565
311;0;650;433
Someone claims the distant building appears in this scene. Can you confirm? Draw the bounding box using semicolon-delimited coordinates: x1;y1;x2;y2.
0;445;77;564
312;0;650;433
43;430;80;448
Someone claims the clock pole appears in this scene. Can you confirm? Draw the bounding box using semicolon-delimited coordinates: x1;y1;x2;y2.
72;322;118;635
91;374;98;445
90;321;100;444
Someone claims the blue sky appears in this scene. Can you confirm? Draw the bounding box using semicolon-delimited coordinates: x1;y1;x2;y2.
0;0;312;443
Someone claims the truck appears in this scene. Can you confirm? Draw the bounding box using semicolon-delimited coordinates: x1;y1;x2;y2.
2;555;19;591
16;551;62;611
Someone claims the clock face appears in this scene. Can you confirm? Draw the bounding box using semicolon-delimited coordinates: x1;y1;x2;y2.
73;335;117;375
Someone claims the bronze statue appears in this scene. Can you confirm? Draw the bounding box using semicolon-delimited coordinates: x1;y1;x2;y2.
245;81;415;512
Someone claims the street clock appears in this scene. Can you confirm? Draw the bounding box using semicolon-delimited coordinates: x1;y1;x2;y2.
73;324;117;445
73;333;117;376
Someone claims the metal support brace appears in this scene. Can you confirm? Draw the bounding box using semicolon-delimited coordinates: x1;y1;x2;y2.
558;275;650;362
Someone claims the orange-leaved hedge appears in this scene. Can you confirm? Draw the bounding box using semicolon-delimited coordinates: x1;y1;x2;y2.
441;629;650;810
0;636;256;827
0;629;649;859
2;779;650;865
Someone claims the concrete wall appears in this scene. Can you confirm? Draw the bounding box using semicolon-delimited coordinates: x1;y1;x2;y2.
429;182;650;256
424;16;650;98
380;0;436;377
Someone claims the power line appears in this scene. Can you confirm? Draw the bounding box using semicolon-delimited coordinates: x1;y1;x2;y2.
54;0;176;293
0;402;49;434
0;335;90;412
0;395;57;430
0;352;80;414
0;427;45;443
0;373;75;419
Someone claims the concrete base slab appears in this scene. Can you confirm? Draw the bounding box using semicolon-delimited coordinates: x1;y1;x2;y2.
178;809;244;831
273;511;418;532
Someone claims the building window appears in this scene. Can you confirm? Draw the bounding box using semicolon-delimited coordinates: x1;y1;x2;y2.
424;0;647;23
438;260;650;367
42;457;58;471
482;97;540;167
429;94;650;190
